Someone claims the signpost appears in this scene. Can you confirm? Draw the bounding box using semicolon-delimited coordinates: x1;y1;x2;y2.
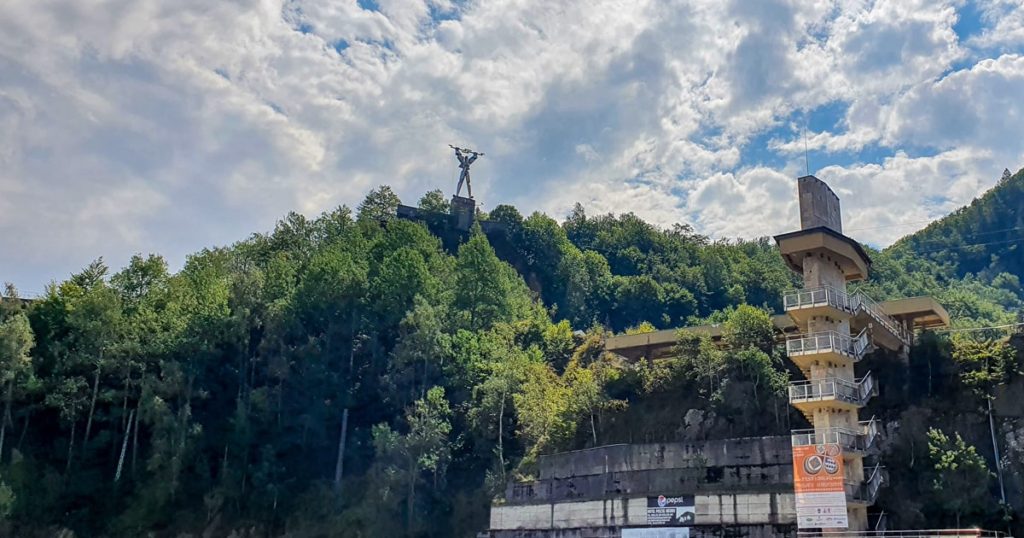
793;443;848;529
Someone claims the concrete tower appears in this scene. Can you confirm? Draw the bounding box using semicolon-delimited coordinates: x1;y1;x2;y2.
775;176;910;530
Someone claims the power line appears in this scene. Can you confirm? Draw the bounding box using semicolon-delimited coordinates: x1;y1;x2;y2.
934;322;1024;334
906;224;1024;244
909;236;1024;255
845;219;937;232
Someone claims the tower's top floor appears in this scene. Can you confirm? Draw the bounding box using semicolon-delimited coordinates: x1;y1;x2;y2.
776;175;871;282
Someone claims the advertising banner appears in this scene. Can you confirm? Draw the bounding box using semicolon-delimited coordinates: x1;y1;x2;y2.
793;443;848;529
622;528;690;538
645;495;695;526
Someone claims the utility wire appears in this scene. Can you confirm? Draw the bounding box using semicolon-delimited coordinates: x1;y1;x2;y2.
909;236;1024;255
903;224;1024;244
845;219;937;232
934;322;1024;334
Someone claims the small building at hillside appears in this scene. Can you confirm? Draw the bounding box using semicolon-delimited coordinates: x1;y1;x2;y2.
483;175;952;538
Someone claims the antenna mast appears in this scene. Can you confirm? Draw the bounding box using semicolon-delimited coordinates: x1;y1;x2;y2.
802;119;810;176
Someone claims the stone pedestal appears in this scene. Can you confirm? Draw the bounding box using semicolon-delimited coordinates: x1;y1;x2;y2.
451;195;476;231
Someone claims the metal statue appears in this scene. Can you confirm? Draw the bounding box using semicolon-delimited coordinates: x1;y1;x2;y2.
450;144;484;198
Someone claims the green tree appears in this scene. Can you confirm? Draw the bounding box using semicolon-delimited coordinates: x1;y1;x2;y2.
418;190;450;214
0;473;12;521
372;386;453;535
0;290;33;463
722;304;775;353
468;343;532;491
928;428;991;527
454;230;530;331
514;362;573;463
358;185;402;224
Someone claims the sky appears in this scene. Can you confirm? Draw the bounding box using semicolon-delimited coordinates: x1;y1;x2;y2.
1;0;1023;295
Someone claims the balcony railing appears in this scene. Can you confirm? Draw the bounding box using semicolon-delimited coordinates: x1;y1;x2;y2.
847;462;884;504
850;291;912;345
861;416;880;450
783;286;911;346
791;418;880;454
783;285;852;312
786;330;870;361
789;372;876;407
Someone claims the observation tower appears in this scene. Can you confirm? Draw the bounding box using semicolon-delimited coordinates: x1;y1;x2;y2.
775;176;944;531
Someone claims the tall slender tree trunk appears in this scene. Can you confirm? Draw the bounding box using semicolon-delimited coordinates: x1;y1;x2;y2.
407;459;416;535
0;379;12;462
497;392;506;478
983;393;1007;504
66;420;77;474
333;408;349;495
84;364;101;451
131;400;140;476
221;444;229;483
115;410;134;482
113;384;128;464
17;408;31;452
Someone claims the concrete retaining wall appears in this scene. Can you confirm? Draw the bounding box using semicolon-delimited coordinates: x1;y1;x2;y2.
490;493;796;530
507;438;794;506
488;526;795;538
537;438;791;480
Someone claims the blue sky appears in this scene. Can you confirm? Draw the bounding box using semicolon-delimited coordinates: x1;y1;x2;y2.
1;0;1023;294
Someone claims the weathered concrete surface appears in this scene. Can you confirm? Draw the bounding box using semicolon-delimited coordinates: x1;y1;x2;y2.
506;437;794;506
538;437;791;479
489;437;798;536
490;493;795;531
488;522;796;538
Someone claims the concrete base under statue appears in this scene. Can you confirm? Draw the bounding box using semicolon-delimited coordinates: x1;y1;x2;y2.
450;195;475;231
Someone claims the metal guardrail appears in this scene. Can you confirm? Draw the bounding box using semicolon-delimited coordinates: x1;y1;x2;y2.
799;531;1010;538
784;285;852;312
788;372;876;406
786;330;870;361
791;427;863;452
850;292;911;344
782;286;910;345
791;418;880;453
846;462;884;504
861;416;880;450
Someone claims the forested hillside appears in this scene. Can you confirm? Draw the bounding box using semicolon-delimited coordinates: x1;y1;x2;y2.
1;174;1023;537
889;167;1024;291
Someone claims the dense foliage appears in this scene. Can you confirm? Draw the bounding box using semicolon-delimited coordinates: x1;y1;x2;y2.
886;167;1024;307
0;170;1023;536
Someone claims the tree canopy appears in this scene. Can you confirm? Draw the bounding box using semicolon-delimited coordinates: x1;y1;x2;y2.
1;170;1023;536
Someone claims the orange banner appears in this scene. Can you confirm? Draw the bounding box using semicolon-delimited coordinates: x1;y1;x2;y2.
793;443;848;528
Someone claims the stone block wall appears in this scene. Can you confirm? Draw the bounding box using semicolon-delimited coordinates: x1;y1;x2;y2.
489;437;798;538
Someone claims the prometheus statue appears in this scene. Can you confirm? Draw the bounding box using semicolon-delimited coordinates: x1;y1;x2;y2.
450;144;484;198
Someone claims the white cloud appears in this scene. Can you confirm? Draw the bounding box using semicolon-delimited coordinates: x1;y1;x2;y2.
0;0;1022;290
970;0;1024;50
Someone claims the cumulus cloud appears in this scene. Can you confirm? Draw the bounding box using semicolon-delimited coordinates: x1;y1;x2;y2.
0;0;1022;290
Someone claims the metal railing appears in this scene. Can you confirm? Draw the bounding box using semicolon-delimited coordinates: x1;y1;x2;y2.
782;286;911;346
786;330;870;361
798;531;1010;538
846;462;884;504
789;372;876;406
865;461;884;502
791;427;865;452
783;285;852;312
861;416;880;450
850;291;911;344
791;418;880;454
